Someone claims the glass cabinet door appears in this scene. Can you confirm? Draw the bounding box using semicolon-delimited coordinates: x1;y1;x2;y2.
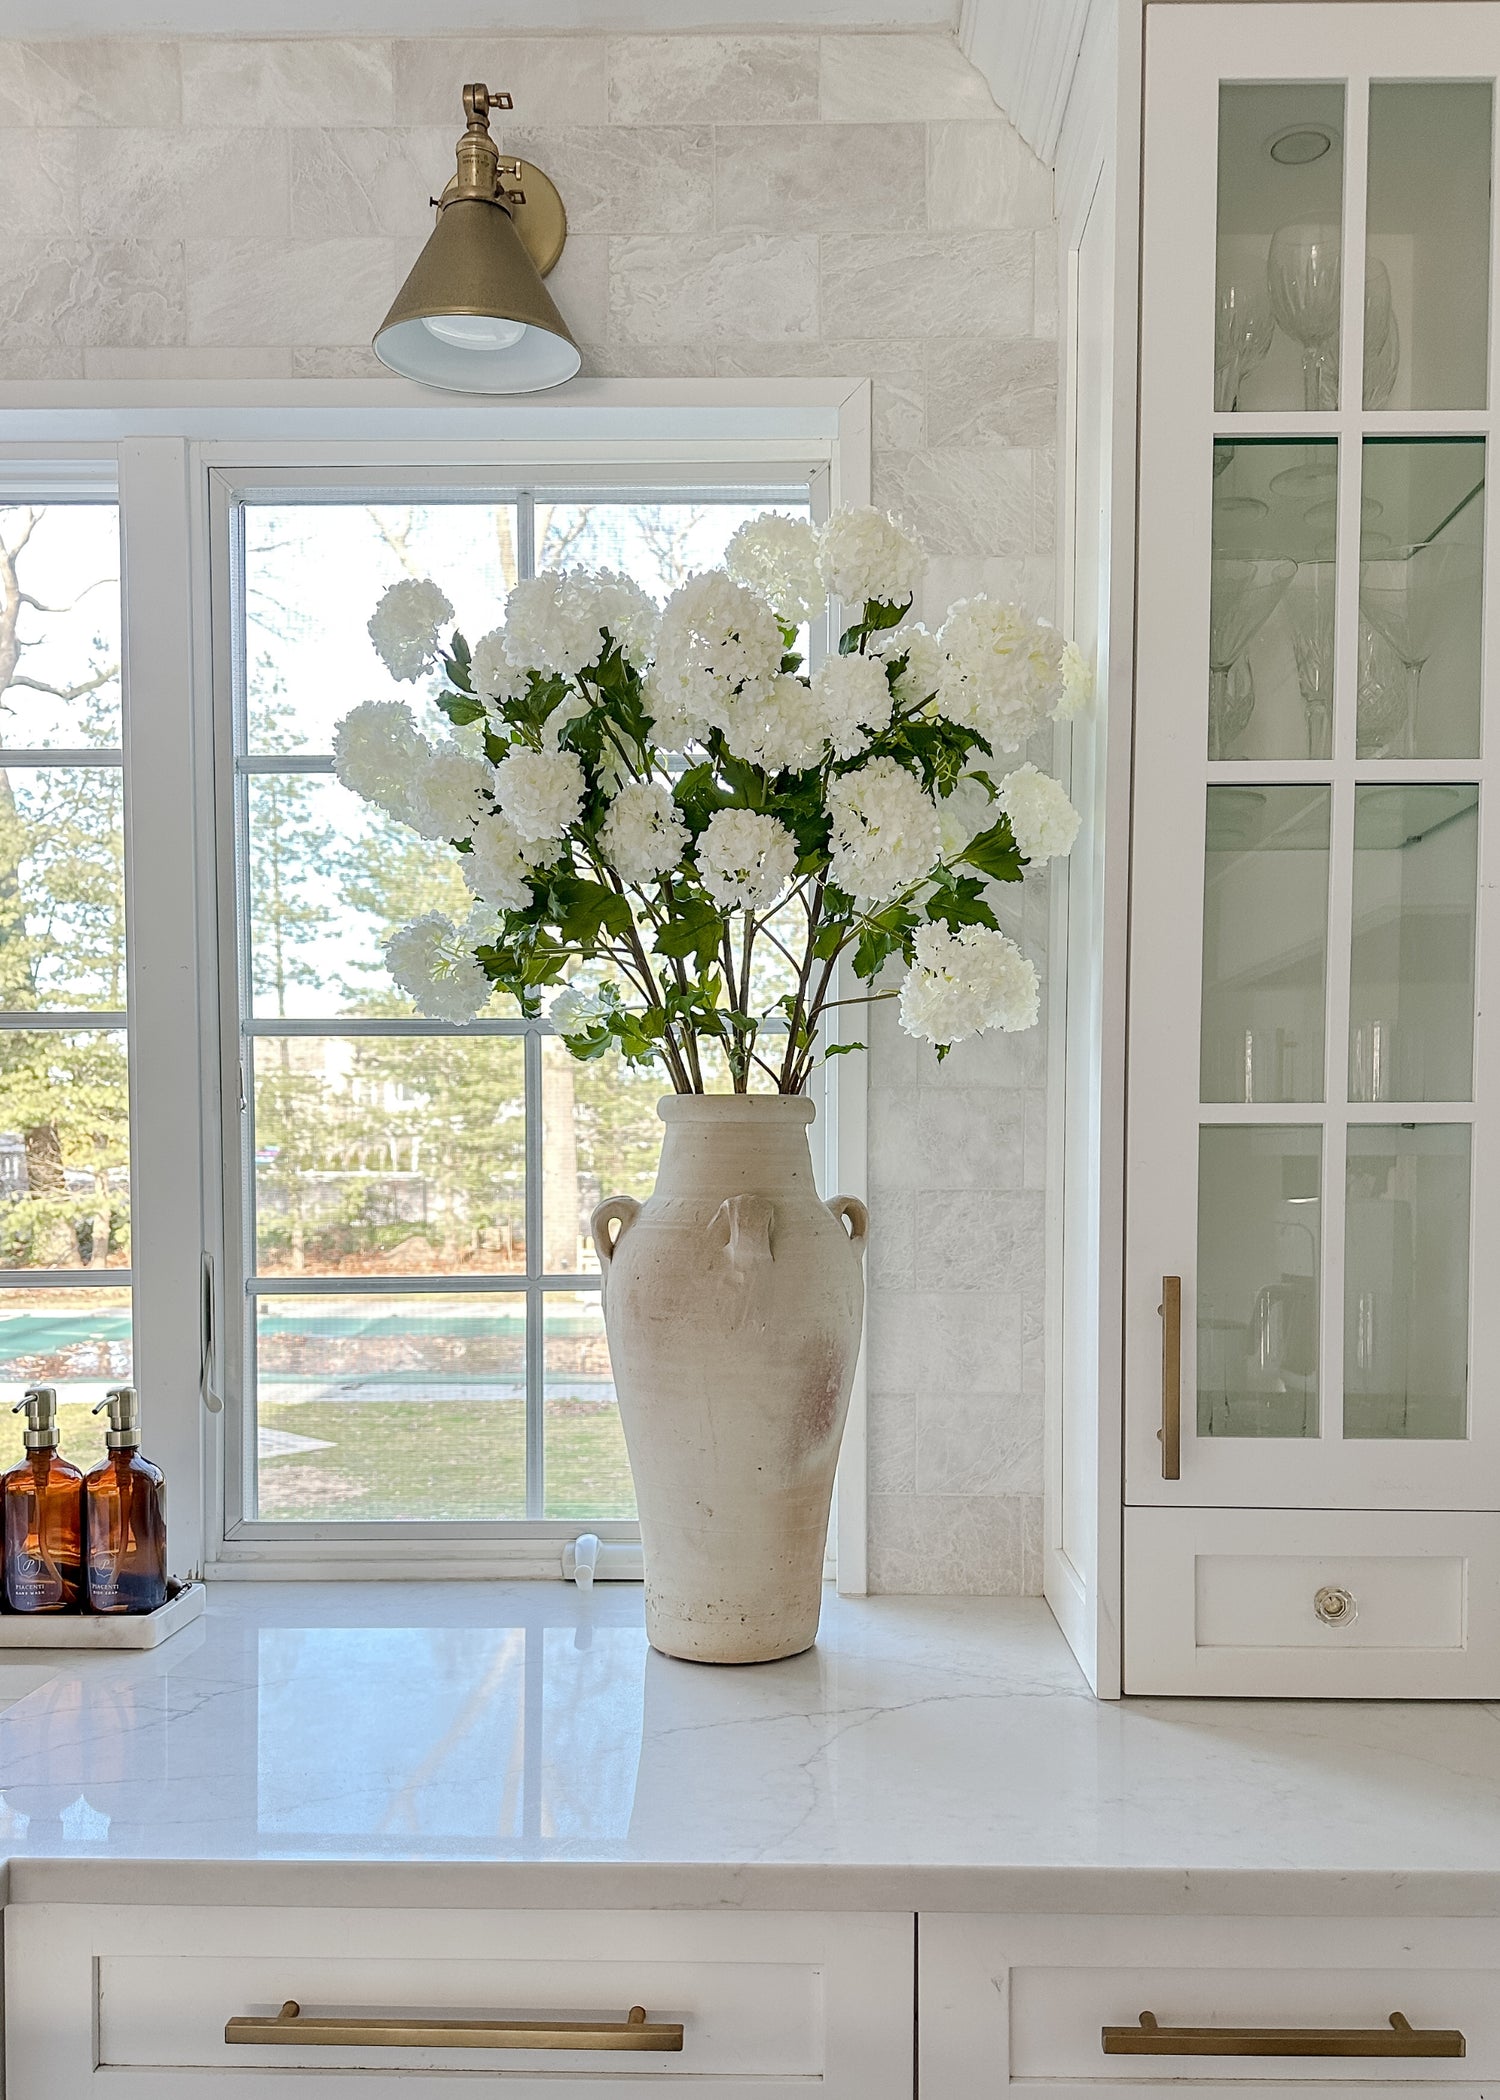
1130;7;1500;1511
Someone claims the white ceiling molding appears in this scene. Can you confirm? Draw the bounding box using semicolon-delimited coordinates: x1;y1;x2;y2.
959;0;1094;166
12;0;959;31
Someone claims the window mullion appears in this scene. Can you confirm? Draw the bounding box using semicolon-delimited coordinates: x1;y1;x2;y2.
524;1026;545;1521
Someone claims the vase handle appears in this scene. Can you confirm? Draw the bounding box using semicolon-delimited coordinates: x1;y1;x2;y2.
826;1195;869;1258
713;1193;775;1270
591;1196;641;1277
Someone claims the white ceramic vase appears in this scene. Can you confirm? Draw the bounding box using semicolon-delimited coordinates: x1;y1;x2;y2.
591;1094;868;1665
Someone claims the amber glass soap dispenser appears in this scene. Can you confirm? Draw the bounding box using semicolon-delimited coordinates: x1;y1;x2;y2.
3;1385;84;1612
84;1386;166;1614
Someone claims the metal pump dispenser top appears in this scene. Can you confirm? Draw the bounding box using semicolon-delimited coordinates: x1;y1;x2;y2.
93;1385;141;1451
12;1386;59;1450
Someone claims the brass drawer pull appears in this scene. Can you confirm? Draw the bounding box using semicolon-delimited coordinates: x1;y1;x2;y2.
225;2000;685;2051
1158;1275;1181;1479
1103;2010;1464;2059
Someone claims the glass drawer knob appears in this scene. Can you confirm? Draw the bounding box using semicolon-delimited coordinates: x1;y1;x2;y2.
1314;1584;1357;1626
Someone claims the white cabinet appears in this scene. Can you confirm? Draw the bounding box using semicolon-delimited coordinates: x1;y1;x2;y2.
1121;1;1500;1694
3;1905;913;2100
920;1913;1500;2100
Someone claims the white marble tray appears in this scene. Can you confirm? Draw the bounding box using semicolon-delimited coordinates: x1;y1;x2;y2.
0;1581;204;1649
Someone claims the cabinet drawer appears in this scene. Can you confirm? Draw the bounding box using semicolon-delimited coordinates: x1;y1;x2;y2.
6;1904;913;2100
1125;1506;1500;1695
920;1914;1500;2100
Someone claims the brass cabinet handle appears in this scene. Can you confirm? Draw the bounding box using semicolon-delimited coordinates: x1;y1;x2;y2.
1103;2010;1464;2059
1158;1275;1181;1479
225;2000;685;2051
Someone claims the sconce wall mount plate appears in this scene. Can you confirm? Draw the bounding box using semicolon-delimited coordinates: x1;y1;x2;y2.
373;82;580;395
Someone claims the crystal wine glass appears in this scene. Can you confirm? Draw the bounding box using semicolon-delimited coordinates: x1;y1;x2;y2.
1267;220;1342;411
1215;273;1274;412
1356;616;1410;758
1208;558;1295;758
1359;539;1479;756
1287;563;1337;758
1363;258;1400;409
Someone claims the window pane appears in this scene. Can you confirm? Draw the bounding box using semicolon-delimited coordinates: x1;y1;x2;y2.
1349;784;1478;1103
1200;786;1329;1103
0;1286;131;1445
544;1289;635;1520
0;1030;130;1267
1345;1125;1469;1440
254;1292;526;1520
0;504;121;749
534;500;808;599
1366;82;1492;411
0;766;125;1010
253;1034;526;1278
1359;438;1484;759
1210;439;1337;761
246;773;514;1020
545;1038;662;1277
1198;1124;1321;1438
1216;83;1346;413
243;502;520;754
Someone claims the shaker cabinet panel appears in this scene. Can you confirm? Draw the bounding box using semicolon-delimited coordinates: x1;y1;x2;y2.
1125;0;1500;1693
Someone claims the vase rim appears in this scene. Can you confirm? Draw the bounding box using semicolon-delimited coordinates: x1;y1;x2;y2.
657;1093;814;1124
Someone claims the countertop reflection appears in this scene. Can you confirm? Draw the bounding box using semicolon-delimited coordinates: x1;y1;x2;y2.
1;1583;1499;1903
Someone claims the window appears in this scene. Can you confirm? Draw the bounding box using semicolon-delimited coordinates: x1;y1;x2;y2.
222;481;813;1534
0;494;132;1479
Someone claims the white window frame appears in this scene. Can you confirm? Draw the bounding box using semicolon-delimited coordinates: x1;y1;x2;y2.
0;379;873;1588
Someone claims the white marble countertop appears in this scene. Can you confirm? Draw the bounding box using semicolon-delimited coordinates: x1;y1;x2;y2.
1;1582;1499;1913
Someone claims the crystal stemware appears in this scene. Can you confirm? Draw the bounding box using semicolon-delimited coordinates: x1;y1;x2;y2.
1287;563;1337;758
1363;258;1400;410
1359;539;1479;756
1356;617;1411;758
1267;220;1342;411
1208;557;1295;758
1215;274;1274;413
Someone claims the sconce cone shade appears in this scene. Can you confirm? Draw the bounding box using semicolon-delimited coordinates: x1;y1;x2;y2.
373;198;581;394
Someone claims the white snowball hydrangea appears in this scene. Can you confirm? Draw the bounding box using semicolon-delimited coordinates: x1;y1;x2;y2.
936;597;1065;752
935;774;996;860
539;685;591;752
493;747;586;845
502;568;659;678
723;513;826;626
721;673;825;773
1056;637;1093;719
872;622;946;711
408;742;494;843
599;781;687;884
898;921;1039;1047
385;912;489;1023
332;700;433;825
827;757;942;903
696;808;797;914
461;812;538;912
650;572;785;736
550;982;610;1035
997;762;1081;863
817;506;927;609
471;627;527;712
812;652;895;758
367;577;453;683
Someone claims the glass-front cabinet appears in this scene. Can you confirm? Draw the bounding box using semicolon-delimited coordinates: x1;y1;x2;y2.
1127;3;1500;1693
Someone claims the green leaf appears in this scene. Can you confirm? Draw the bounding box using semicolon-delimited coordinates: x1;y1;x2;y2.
958;818;1025;884
653;896;726;967
823;1040;866;1059
548;875;634;949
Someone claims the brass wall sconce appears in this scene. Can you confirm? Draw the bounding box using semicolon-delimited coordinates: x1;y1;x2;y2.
373;83;580;394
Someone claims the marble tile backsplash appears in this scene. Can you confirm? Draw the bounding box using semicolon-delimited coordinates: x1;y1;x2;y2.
0;27;1058;1595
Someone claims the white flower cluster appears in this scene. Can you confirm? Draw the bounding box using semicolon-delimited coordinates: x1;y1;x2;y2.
599;781;687;884
367;578;453;683
1057;638;1093;718
550;982;609;1035
462;813;539;912
935;599;1067;753
997;762;1081;863
898;921;1039;1047
872;622;945;711
812;653;894;758
648;572;785;744
696;807;797;913
471;627;527;712
385;912;489;1023
721;673;825;773
501;568;660;678
493;747;586;845
332;700;433;827
819;505;927;610
408;741;494;844
827;757;941;903
724;513;826;626
935;774;995;860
